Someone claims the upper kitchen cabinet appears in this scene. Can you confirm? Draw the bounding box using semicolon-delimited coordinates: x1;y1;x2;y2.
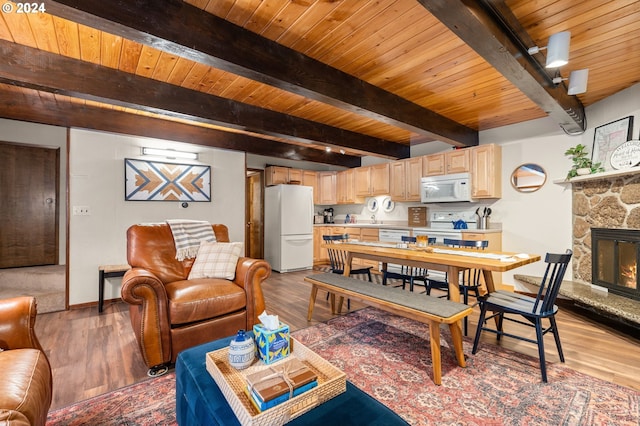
302;170;317;187
471;144;502;198
355;163;390;197
336;169;358;204
390;157;422;202
288;168;303;183
316;171;337;205
302;170;317;195
423;150;470;176
265;166;290;186
265;166;309;186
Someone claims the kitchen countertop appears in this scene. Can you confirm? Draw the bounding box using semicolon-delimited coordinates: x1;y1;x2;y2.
313;223;501;233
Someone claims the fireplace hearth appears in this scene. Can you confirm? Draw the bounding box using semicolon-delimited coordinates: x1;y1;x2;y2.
592;228;640;301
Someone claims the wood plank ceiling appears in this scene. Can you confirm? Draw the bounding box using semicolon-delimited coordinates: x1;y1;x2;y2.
0;0;637;167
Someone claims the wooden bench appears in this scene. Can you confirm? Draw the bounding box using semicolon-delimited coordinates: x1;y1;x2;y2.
305;272;473;385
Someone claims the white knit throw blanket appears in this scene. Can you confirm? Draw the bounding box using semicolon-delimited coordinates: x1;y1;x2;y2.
167;219;216;261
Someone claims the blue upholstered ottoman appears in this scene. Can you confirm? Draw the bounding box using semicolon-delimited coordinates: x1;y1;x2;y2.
176;334;408;425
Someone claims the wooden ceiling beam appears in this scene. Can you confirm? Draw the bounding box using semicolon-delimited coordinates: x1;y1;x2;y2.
0;87;361;167
0;40;402;159
46;0;478;147
417;0;586;135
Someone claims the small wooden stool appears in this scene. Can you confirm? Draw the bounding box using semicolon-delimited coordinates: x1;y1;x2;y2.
98;264;131;313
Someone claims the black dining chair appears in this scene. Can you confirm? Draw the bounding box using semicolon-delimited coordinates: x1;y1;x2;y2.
438;238;489;335
472;250;572;382
381;236;435;292
323;234;373;309
442;238;489;304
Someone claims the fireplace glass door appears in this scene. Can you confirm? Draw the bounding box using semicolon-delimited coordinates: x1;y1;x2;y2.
617;241;637;290
592;228;640;300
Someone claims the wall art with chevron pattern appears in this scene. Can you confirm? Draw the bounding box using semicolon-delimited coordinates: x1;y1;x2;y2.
124;159;211;202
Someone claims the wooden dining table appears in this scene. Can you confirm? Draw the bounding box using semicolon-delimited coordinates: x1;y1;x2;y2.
330;241;541;303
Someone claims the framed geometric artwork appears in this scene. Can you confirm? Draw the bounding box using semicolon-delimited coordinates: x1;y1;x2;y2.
124;159;211;201
591;116;634;171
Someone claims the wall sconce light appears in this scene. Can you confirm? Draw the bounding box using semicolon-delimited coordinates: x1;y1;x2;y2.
552;69;589;95
142;147;198;160
528;31;571;68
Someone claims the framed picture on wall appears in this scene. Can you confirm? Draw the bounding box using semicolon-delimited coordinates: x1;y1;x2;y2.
124;159;211;201
591;116;634;171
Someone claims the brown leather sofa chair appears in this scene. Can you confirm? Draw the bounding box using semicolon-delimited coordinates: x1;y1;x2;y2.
0;296;53;426
121;223;271;376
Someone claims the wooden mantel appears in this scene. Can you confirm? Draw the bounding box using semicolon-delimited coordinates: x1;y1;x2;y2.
554;165;640;185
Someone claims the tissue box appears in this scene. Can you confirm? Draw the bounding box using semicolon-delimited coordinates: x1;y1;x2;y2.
253;323;290;364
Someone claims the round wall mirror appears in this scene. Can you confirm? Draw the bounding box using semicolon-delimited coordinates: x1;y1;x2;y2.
511;163;547;193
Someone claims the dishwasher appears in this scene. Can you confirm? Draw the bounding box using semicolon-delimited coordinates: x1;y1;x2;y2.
379;229;411;275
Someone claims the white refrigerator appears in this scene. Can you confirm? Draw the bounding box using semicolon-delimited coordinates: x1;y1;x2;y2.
264;185;314;272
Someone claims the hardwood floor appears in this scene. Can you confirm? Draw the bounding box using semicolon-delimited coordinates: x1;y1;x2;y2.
36;269;640;411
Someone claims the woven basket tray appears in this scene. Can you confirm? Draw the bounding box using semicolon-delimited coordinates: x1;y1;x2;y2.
206;338;346;426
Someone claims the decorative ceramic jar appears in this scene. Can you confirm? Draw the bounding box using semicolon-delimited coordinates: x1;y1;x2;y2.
577;167;591;176
228;329;255;370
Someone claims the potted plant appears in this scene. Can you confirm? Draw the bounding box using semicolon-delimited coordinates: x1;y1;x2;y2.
565;144;604;179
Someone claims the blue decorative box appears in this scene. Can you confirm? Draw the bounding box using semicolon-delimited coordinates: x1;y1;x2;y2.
252;322;290;364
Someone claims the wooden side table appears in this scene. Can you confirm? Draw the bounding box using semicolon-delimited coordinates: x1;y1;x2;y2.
98;264;130;313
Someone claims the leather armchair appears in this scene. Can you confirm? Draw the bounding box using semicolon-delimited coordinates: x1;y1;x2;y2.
121;223;271;375
0;296;53;426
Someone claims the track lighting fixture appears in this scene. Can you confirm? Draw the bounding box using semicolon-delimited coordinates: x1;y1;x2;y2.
552;69;589;95
528;31;571;68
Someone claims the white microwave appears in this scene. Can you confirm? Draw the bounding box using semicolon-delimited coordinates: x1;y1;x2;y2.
420;173;473;203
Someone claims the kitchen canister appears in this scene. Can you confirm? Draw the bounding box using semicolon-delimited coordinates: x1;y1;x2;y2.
228;329;255;370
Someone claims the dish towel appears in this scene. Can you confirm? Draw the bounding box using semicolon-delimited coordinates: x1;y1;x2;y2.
167;219;216;261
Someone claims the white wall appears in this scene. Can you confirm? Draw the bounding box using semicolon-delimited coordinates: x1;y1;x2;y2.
0;118;67;263
68;129;246;305
484;83;640;287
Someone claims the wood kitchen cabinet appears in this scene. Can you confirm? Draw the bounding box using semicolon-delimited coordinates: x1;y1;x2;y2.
313;226;329;265
302;170;317;200
314;226;359;266
336;169;357;204
265;166;308;186
390;157;422;201
313;226;379;272
302;170;317;187
423;150;470;176
355;164;389;197
316;171;337;205
265;166;290;186
471;144;502;198
288;168;303;183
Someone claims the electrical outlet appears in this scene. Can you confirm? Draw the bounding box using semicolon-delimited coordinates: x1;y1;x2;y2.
72;206;91;216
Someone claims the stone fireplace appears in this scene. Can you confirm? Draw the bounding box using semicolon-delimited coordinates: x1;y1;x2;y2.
572;174;640;296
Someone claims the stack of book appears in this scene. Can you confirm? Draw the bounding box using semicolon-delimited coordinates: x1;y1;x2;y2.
244;358;318;412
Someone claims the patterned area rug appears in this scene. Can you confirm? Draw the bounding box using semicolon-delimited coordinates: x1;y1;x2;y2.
47;373;177;425
293;308;640;426
47;307;639;425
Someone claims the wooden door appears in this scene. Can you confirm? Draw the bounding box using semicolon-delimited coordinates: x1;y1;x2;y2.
0;142;59;268
245;169;264;259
